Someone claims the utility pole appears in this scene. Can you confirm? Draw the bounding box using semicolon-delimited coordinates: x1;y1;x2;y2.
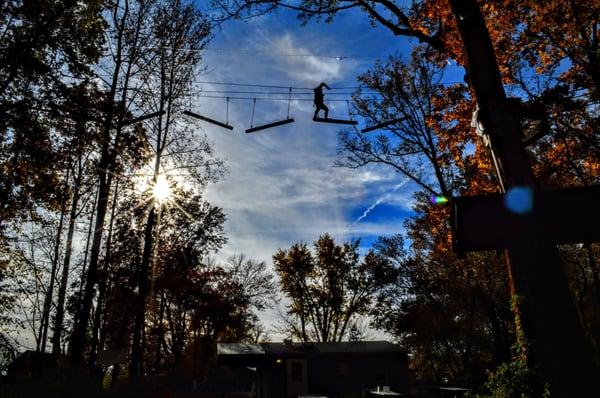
447;0;599;395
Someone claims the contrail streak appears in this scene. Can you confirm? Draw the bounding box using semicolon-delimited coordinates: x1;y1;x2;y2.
349;178;411;228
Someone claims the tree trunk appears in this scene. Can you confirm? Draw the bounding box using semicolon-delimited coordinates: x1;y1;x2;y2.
52;163;82;354
38;168;70;353
79;185;99;295
154;292;166;372
70;0;128;362
90;180;119;369
70;173;112;360
129;207;157;379
129;55;167;379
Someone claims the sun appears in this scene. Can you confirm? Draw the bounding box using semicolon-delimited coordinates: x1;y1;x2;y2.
152;175;172;203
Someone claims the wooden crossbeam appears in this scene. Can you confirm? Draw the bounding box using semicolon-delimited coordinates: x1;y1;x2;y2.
183;110;234;130
361;117;409;133
313;117;358;125
245;118;295;134
120;110;166;127
452;185;600;254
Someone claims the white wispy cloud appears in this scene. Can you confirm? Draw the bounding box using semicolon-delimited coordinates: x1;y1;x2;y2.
349;177;411;228
268;33;348;83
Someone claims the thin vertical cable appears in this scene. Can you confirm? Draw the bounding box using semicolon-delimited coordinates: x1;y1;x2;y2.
250;98;256;128
287;87;292;119
347;99;353;120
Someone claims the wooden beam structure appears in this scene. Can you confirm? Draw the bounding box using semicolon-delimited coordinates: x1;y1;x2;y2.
313;117;358;125
183;110;234;130
245;118;295;134
448;0;599;393
451;185;600;254
361;117;409;133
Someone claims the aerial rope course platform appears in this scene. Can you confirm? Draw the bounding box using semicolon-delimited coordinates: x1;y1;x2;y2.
246;88;295;133
184;95;234;130
183;80;407;133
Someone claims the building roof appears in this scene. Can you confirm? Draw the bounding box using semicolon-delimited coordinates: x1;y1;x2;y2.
218;341;405;357
217;343;265;356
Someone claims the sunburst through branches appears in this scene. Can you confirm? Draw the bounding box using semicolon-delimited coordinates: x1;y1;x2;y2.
152;174;172;203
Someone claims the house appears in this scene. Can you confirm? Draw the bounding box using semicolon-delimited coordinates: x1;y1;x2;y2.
411;385;471;398
0;351;101;397
217;340;409;398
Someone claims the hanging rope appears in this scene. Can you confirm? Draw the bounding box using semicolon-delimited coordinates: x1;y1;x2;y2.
250;98;256;128
287;87;292;119
347;99;353;121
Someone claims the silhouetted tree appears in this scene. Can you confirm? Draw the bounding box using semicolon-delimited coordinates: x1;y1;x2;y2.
71;0;160;363
128;0;216;378
337;49;462;198
273;234;395;342
223;254;278;313
0;0;104;230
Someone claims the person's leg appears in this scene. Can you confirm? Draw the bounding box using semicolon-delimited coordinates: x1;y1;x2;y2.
323;104;329;119
314;102;325;118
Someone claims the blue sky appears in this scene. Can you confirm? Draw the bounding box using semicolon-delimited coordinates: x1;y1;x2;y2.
199;8;421;254
193;7;425;337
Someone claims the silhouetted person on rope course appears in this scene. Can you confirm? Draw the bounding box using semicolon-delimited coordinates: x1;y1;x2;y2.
313;82;330;119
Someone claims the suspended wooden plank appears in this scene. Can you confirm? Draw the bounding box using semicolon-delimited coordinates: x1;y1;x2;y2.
245;118;295;134
361;116;409;133
313;117;358;125
183;110;233;130
120;110;166;127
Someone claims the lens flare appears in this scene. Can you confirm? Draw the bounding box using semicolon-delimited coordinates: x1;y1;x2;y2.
430;195;449;205
504;186;533;214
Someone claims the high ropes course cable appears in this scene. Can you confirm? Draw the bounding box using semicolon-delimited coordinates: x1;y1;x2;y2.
184;81;412;133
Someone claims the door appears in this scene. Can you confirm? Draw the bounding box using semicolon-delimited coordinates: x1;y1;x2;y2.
286;359;308;397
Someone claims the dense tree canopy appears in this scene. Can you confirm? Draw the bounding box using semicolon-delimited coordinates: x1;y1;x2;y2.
0;0;238;387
